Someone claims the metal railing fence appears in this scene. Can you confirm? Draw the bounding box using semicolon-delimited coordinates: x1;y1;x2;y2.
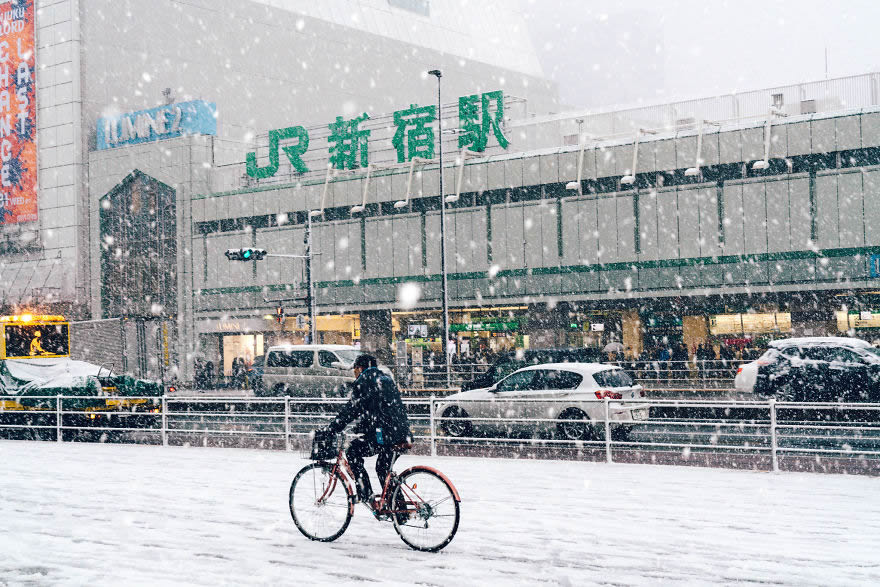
3;394;880;474
393;359;749;391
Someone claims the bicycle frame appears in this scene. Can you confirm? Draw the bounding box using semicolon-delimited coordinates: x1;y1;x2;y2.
319;445;461;517
317;447;357;507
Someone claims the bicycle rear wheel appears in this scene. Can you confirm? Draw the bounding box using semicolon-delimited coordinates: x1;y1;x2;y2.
391;468;460;552
289;462;353;542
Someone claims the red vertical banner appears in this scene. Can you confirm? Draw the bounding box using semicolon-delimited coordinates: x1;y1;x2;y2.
0;0;36;224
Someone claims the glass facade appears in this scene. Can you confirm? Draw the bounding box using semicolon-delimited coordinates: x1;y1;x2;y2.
100;172;177;319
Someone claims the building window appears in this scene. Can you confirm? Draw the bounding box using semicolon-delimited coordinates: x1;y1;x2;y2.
387;0;430;17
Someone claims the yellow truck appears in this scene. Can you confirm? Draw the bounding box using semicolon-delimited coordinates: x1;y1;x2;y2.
0;314;163;438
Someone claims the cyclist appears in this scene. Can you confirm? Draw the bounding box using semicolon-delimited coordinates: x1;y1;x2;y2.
321;354;411;507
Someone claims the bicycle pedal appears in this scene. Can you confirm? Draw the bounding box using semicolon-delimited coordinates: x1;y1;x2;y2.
371;509;392;522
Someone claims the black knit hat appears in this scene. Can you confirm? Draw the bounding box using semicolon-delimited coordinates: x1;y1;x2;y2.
353;354;378;370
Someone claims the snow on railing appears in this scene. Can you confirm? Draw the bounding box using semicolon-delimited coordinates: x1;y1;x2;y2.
3;395;880;474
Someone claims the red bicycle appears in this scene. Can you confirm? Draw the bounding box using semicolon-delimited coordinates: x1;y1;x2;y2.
289;432;461;552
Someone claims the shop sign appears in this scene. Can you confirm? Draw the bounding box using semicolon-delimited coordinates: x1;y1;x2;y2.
845;311;880;329
0;0;37;225
450;320;519;333
197;318;268;334
246;90;509;178
590;323;604;332
405;337;439;347
870;254;880;278
407;324;428;337
646;315;683;329
96;100;217;150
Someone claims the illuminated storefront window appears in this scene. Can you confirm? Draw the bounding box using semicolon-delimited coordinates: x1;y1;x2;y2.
836;311;880;331
709;313;792;335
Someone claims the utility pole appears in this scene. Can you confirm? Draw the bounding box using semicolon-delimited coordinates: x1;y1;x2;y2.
226;222;318;343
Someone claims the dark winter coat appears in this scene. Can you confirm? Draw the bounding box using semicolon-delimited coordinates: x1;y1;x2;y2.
327;367;411;445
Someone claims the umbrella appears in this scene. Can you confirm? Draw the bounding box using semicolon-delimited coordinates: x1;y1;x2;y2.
603;342;624;353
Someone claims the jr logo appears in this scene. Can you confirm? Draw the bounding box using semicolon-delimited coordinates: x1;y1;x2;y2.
246;126;310;178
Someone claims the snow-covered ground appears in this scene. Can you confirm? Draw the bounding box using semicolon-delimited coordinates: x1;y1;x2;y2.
2;441;879;586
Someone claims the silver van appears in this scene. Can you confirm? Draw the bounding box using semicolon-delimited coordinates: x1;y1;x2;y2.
260;344;364;397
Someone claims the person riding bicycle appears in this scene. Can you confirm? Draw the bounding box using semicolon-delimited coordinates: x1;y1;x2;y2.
321;354;411;507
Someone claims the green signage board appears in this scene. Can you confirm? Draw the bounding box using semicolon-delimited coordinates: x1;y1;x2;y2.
450;320;519;333
246;90;509;179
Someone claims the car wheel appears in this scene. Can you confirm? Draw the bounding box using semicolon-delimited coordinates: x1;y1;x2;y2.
271;383;287;397
556;408;593;441
441;406;473;438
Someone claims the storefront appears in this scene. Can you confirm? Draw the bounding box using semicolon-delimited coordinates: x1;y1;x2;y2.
836;310;880;342
641;314;684;349
564;310;622;350
391;306;531;361
707;312;793;353
197;313;361;376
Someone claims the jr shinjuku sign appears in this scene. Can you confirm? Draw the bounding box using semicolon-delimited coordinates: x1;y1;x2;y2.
246;90;509;179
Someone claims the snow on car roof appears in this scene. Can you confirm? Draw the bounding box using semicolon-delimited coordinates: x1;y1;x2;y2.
517;362;619;375
769;337;871;348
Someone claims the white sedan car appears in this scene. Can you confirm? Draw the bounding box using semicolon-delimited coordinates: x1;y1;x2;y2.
437;363;649;441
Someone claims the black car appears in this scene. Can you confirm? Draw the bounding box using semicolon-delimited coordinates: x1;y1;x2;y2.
735;337;880;402
461;347;604;391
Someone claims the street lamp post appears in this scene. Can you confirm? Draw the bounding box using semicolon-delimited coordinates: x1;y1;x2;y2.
428;68;451;388
305;212;318;345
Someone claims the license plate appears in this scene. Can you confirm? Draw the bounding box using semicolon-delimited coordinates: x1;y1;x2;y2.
632;408;649;421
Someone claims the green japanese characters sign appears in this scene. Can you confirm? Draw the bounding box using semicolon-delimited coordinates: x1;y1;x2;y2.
246;90;509;179
458;90;508;152
328;113;371;170
392;103;436;163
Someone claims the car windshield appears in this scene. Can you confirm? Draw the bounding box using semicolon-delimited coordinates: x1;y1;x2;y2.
592;369;634;387
865;348;880;358
334;350;363;363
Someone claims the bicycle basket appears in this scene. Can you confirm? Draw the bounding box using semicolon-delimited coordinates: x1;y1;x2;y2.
308;429;341;460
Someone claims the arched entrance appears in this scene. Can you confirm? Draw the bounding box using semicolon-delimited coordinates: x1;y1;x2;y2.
99;170;177;318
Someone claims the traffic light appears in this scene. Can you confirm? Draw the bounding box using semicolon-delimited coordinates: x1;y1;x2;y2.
225;248;267;261
276;306;285;324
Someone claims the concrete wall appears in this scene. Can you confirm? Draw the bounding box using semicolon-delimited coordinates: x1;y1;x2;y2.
80;0;557;164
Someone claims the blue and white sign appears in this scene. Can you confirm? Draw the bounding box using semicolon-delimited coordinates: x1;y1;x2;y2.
96;100;217;150
870;254;880;278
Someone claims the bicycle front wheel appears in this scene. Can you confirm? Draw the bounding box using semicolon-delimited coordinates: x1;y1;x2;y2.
391;468;460;552
289;463;353;542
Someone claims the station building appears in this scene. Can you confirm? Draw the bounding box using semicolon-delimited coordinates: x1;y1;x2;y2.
187;73;880;374
7;0;880;379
